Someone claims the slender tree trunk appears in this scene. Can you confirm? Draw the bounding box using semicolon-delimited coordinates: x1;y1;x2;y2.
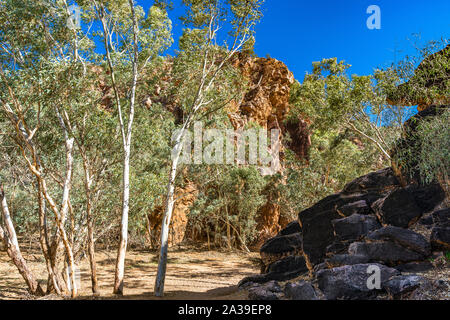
154;126;187;297
37;181;62;295
225;205;231;250
113;145;130;295
113;0;138;295
0;183;44;296
81;156;99;294
41;178;78;298
56;109;78;297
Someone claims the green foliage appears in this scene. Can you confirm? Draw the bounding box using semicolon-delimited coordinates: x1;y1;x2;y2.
274;128;382;220
189;165;266;247
395;108;449;197
387;38;449;106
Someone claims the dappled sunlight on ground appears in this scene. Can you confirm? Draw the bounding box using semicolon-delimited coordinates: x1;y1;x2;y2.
0;247;260;300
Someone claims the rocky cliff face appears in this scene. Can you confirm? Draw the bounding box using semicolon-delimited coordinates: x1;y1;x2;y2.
228;54;311;245
147;182;197;248
229;54;294;129
149;55;311;247
229;54;311;161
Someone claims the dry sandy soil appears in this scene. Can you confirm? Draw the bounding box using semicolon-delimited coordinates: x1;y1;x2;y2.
0;246;261;300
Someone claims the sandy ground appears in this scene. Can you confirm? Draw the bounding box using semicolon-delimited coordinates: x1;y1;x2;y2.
0;246;261;300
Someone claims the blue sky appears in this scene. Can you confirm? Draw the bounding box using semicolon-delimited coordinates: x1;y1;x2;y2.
141;0;450;81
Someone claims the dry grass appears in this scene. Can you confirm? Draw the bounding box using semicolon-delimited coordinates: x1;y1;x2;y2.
0;245;261;300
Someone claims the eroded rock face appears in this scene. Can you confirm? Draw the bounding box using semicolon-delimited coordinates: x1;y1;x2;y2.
229;54;311;160
228;55;311;245
253;202;282;249
147;182;197;247
230;54;294;129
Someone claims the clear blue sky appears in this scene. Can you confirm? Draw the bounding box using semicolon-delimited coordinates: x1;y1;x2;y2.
142;0;450;81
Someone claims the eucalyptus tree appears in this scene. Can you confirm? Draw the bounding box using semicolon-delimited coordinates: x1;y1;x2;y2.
0;0;83;296
86;0;172;295
290;58;414;164
154;0;264;297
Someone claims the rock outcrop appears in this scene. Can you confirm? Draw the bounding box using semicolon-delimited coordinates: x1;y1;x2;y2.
147;182;197;247
386;44;449;111
242;166;448;300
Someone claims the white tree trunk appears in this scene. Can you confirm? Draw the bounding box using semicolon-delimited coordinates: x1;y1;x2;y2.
113;0;138;295
113;144;130;294
154;127;186;297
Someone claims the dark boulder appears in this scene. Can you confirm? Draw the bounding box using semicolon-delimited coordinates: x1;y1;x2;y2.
317;263;399;300
430;226;450;251
405;183;446;213
371;188;423;228
366;226;431;256
260;232;302;271
260;232;302;256
325;254;369;268
395;261;434;273
325;240;353;256
278;221;302;236
432;208;450;227
337;200;372;216
383;275;430;299
266;255;308;275
284;280;318;300
298;179;392;268
419;215;434;227
299;209;341;267
248;281;283;300
239;274;272;287
342;168;400;195
348;241;425;265
332;214;381;241
240;255;309;287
